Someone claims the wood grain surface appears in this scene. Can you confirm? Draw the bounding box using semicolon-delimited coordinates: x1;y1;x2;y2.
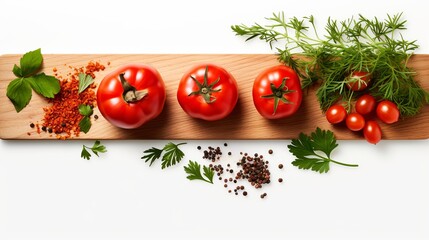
1;54;428;140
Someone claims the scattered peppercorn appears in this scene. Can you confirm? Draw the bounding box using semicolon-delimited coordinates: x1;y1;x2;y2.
203;146;222;162
224;143;228;147
235;152;271;189
29;123;35;128
94;114;99;120
199;146;283;199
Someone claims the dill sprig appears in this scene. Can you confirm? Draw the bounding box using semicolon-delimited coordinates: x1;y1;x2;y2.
232;12;429;116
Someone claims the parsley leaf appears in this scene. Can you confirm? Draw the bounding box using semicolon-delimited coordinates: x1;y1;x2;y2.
78;104;93;134
6;49;60;112
79;117;91;134
202;165;215;183
141;147;163;166
81;140;107;160
78;73;94;94
161;142;186;169
81;146;91;160
142;142;187;169
288;128;358;173
184;160;214;184
78;104;93;116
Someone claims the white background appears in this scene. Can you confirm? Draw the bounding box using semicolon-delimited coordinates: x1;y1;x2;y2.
1;0;429;239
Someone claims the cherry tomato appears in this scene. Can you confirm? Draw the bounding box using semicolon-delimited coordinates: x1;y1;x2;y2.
346;71;370;91
355;94;376;115
346;113;365;131
363;120;382;144
177;64;238;121
97;64;166;129
253;65;302;119
376;100;400;124
326;104;347;124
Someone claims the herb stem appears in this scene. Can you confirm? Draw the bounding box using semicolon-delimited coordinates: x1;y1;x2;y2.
330;159;359;167
314;153;358;168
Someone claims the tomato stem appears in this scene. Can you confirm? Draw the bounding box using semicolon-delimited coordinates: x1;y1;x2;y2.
261;77;295;115
119;73;148;103
188;66;221;104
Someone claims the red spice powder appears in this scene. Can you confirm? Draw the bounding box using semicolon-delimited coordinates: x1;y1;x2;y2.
41;61;105;139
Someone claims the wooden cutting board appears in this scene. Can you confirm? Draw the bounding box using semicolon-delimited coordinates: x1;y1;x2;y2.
1;54;428;140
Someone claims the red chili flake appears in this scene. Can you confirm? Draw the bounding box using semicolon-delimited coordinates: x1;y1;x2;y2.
38;61;105;139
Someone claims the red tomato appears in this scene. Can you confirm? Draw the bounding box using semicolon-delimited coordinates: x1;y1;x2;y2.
252;65;302;119
346;113;365;131
97;64;166;129
363;120;382;144
346;71;370;91
355;94;376;115
376;100;400;124
177;64;238;121
326;104;347;124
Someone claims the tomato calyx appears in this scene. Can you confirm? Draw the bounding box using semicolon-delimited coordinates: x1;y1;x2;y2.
261;77;296;115
346;71;370;91
188;66;221;104
119;73;148;103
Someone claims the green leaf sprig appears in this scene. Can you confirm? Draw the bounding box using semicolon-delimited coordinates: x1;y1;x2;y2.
184;160;214;184
78;73;94;94
81;140;107;160
287;128;358;173
78;104;93;134
6;49;60;112
142;142;187;169
232;13;429;116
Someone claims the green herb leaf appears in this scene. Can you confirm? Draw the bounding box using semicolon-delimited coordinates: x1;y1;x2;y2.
161;142;186;169
78;104;93;134
184;161;214;184
81;140;107;160
310;128;338;158
81;146;91;160
91;140;107;157
203;165;215;183
79;116;91;134
6;49;60;112
20;48;43;77
26;73;60;98
6;78;32;112
78;73;94;94
13;64;22;77
288;128;358;173
78;104;93;116
141;147;163;166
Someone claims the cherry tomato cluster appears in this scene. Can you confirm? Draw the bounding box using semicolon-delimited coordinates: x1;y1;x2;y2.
97;64;302;129
326;94;400;144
